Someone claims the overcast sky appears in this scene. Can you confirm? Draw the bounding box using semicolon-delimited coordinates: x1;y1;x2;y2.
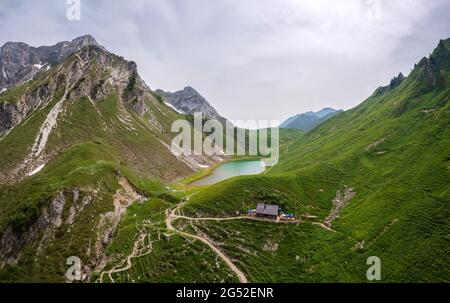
1;0;449;124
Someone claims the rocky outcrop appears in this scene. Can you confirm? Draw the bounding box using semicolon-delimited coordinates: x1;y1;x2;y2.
0;77;58;135
95;178;142;257
389;72;405;89
416;57;438;88
413;39;450;88
0;35;104;91
155;86;225;121
0;44;151;137
0;192;66;268
67;46;150;107
324;187;356;227
92;178;143;278
0;181;137;278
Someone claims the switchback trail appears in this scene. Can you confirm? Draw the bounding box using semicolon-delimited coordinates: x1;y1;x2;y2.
165;197;249;283
100;225;162;283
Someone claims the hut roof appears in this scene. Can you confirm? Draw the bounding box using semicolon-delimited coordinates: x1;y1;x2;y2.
264;204;279;216
256;203;279;216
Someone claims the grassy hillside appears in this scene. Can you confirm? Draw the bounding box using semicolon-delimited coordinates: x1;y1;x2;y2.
0;46;200;282
0;39;448;283
0;44;303;282
95;198;239;283
175;39;450;282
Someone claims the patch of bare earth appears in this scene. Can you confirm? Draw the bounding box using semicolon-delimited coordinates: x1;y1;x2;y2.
323;186;356;228
420;109;436;113
93;177;143;277
263;238;279;252
365;135;391;152
100;226;161;283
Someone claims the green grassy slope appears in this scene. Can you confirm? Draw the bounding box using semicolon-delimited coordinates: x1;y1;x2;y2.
1;39;448;283
0;47;197;282
178;39;450;282
96;198;238;283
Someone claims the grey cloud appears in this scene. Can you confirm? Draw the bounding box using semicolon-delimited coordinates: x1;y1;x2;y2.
1;0;449;124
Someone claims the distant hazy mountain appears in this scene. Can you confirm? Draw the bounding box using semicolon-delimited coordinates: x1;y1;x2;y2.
0;35;105;92
155;86;227;122
281;107;343;131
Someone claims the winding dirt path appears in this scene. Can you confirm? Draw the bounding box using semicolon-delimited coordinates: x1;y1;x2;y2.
100;226;161;283
169;218;248;283
165;197;249;283
164;192;306;283
312;222;336;233
102;192;305;284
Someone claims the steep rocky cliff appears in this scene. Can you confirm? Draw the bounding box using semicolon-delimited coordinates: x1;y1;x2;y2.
0;35;104;92
155;86;226;122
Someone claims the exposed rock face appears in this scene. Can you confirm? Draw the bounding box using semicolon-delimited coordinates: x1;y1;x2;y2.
95;178;142;257
0;179;141;279
92;178;143;279
389;73;405;89
155;86;225;121
67;46;150;108
324;187;356;228
0;44;150;137
0;35;104;91
416;57;438;88
36;35;105;66
0;74;59;136
0;192;66;268
411;39;450;89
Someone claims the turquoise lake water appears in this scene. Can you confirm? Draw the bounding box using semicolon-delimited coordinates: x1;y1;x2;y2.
190;160;266;186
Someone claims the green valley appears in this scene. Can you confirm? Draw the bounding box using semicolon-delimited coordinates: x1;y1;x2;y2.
98;39;450;283
0;34;448;284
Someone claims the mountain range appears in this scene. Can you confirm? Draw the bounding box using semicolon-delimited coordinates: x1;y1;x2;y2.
0;35;448;283
0;35;226;281
155;86;225;122
179;38;450;282
280;107;343;131
0;35;106;92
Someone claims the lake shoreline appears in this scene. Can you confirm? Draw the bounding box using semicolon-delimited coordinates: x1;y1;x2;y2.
188;159;267;187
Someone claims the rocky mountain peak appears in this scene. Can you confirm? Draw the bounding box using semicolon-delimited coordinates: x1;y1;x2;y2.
0;42;153;136
389;72;405;89
1;41;31;52
155;86;225;121
182;86;197;93
0;35;105;91
60;45;150;114
411;38;450;88
71;34;99;46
